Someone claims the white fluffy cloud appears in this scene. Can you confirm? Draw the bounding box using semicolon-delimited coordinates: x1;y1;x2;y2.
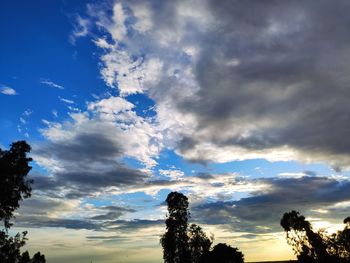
39;96;162;168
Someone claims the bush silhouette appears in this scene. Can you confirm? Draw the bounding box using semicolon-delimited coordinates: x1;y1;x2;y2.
200;243;244;263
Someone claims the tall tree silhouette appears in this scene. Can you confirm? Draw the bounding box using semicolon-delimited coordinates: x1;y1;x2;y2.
281;211;330;263
161;192;191;263
160;192;244;263
0;141;33;229
0;141;45;263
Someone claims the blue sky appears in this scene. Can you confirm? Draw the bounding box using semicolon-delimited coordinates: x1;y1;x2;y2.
1;1;350;262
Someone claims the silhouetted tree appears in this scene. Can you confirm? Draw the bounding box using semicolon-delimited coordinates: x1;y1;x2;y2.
324;216;350;262
281;211;332;263
0;141;33;229
0;231;27;263
31;252;46;263
344;217;350;225
188;224;212;263
161;192;191;263
200;243;244;263
19;251;31;263
161;192;245;263
0;141;45;263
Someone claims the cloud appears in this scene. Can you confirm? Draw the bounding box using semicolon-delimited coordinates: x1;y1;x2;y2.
32;129;148;198
130;2;153;34
32;95;164;198
15;196;160;232
15;197;101;230
81;0;350;170
69;15;90;44
193;176;350;234
15;196;138;231
90;208;135;221
15;216;100;230
39;97;161;168
172;0;350;169
159;169;184;180
17;196;80;217
1;86;17;95
40;79;64;90
18;173;350;239
17;109;33;137
58;96;74;104
104;219;163;232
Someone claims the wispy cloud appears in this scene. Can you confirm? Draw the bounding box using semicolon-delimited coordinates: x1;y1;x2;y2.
58;96;74;104
40;78;64;90
1;85;17;95
69;15;90;44
17;109;33;138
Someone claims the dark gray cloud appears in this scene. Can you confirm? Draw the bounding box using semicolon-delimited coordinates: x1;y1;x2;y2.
101;205;136;212
34;132;123;166
31;128;148;198
90;212;125;220
17;196;74;216
14;216;100;230
193;176;350;233
14;216;162;233
173;0;350;168
15;216;163;233
31;164;147;199
90;206;136;220
14;198;140;232
105;219;164;231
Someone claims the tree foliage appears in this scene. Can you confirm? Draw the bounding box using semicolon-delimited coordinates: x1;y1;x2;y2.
188;224;212;263
324;218;350;262
281;210;350;263
0;141;45;263
161;192;244;263
161;192;191;263
0;141;33;229
200;243;244;263
0;230;27;263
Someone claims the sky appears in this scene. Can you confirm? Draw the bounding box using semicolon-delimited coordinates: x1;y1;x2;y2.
1;0;350;262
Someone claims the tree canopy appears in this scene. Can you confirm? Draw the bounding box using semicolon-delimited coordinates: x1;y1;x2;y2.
281;210;350;263
161;192;244;263
161;192;191;263
0;141;46;263
0;141;33;229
